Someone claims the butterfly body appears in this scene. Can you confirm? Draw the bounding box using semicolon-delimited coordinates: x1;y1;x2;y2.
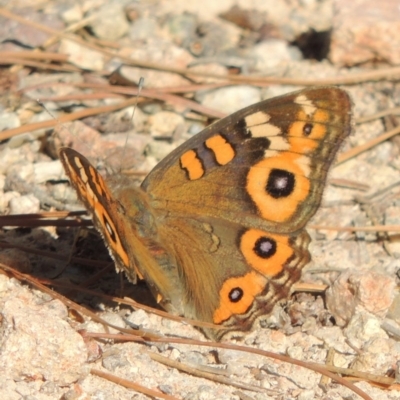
59;87;352;340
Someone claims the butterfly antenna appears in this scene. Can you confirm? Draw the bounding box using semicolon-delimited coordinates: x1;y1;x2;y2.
37;100;68;139
120;77;145;172
37;99;94;159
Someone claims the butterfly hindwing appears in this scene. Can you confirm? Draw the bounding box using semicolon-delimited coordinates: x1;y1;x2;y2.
156;214;311;339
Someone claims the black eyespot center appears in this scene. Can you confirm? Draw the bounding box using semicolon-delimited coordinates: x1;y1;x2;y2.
254;236;277;259
303;123;313;136
229;287;243;303
266;168;295;199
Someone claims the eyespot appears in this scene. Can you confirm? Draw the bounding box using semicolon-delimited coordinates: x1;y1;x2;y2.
254;236;277;258
303;123;313;136
213;272;266;324
240;229;293;276
229;287;244;303
266;168;295;198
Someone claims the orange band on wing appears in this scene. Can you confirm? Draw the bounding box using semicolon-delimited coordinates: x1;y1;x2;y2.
246;152;310;222
213;271;266;324
288;109;329;154
180;150;204;180
205;134;235;165
240;229;293;276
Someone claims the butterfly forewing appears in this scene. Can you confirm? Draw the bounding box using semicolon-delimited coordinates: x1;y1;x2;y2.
143;87;352;234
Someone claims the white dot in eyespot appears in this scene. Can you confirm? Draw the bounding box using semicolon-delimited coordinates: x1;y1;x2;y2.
259;240;273;254
229;287;243;303
274;176;288;189
255;236;276;259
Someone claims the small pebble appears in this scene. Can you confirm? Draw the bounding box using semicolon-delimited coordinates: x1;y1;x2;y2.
9;194;40;214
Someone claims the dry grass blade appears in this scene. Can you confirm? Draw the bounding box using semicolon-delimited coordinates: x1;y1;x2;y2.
47;279;220;330
309;224;400;232
0;211;90;228
2;7;400;86
84;334;373;400
122;297;220;330
0;262;375;398
40;13;100;50
91;368;180;400
0;50;68;62
233;391;256;400
322;365;397;387
328;178;370;191
34;81;228;118
0;58;79;71
319;348;335;390
336;125;400;165
0;87;226;142
0;97;140;141
28;82;227;118
0;254;219;331
147;351;274;395
356;106;400;124
292;282;328;293
151;340;374;400
0;262;163;340
0;240;110;269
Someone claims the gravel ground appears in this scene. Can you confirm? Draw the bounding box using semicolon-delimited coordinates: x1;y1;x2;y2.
0;1;400;399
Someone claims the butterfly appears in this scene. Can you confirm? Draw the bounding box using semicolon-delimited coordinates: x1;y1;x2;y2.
59;87;352;340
